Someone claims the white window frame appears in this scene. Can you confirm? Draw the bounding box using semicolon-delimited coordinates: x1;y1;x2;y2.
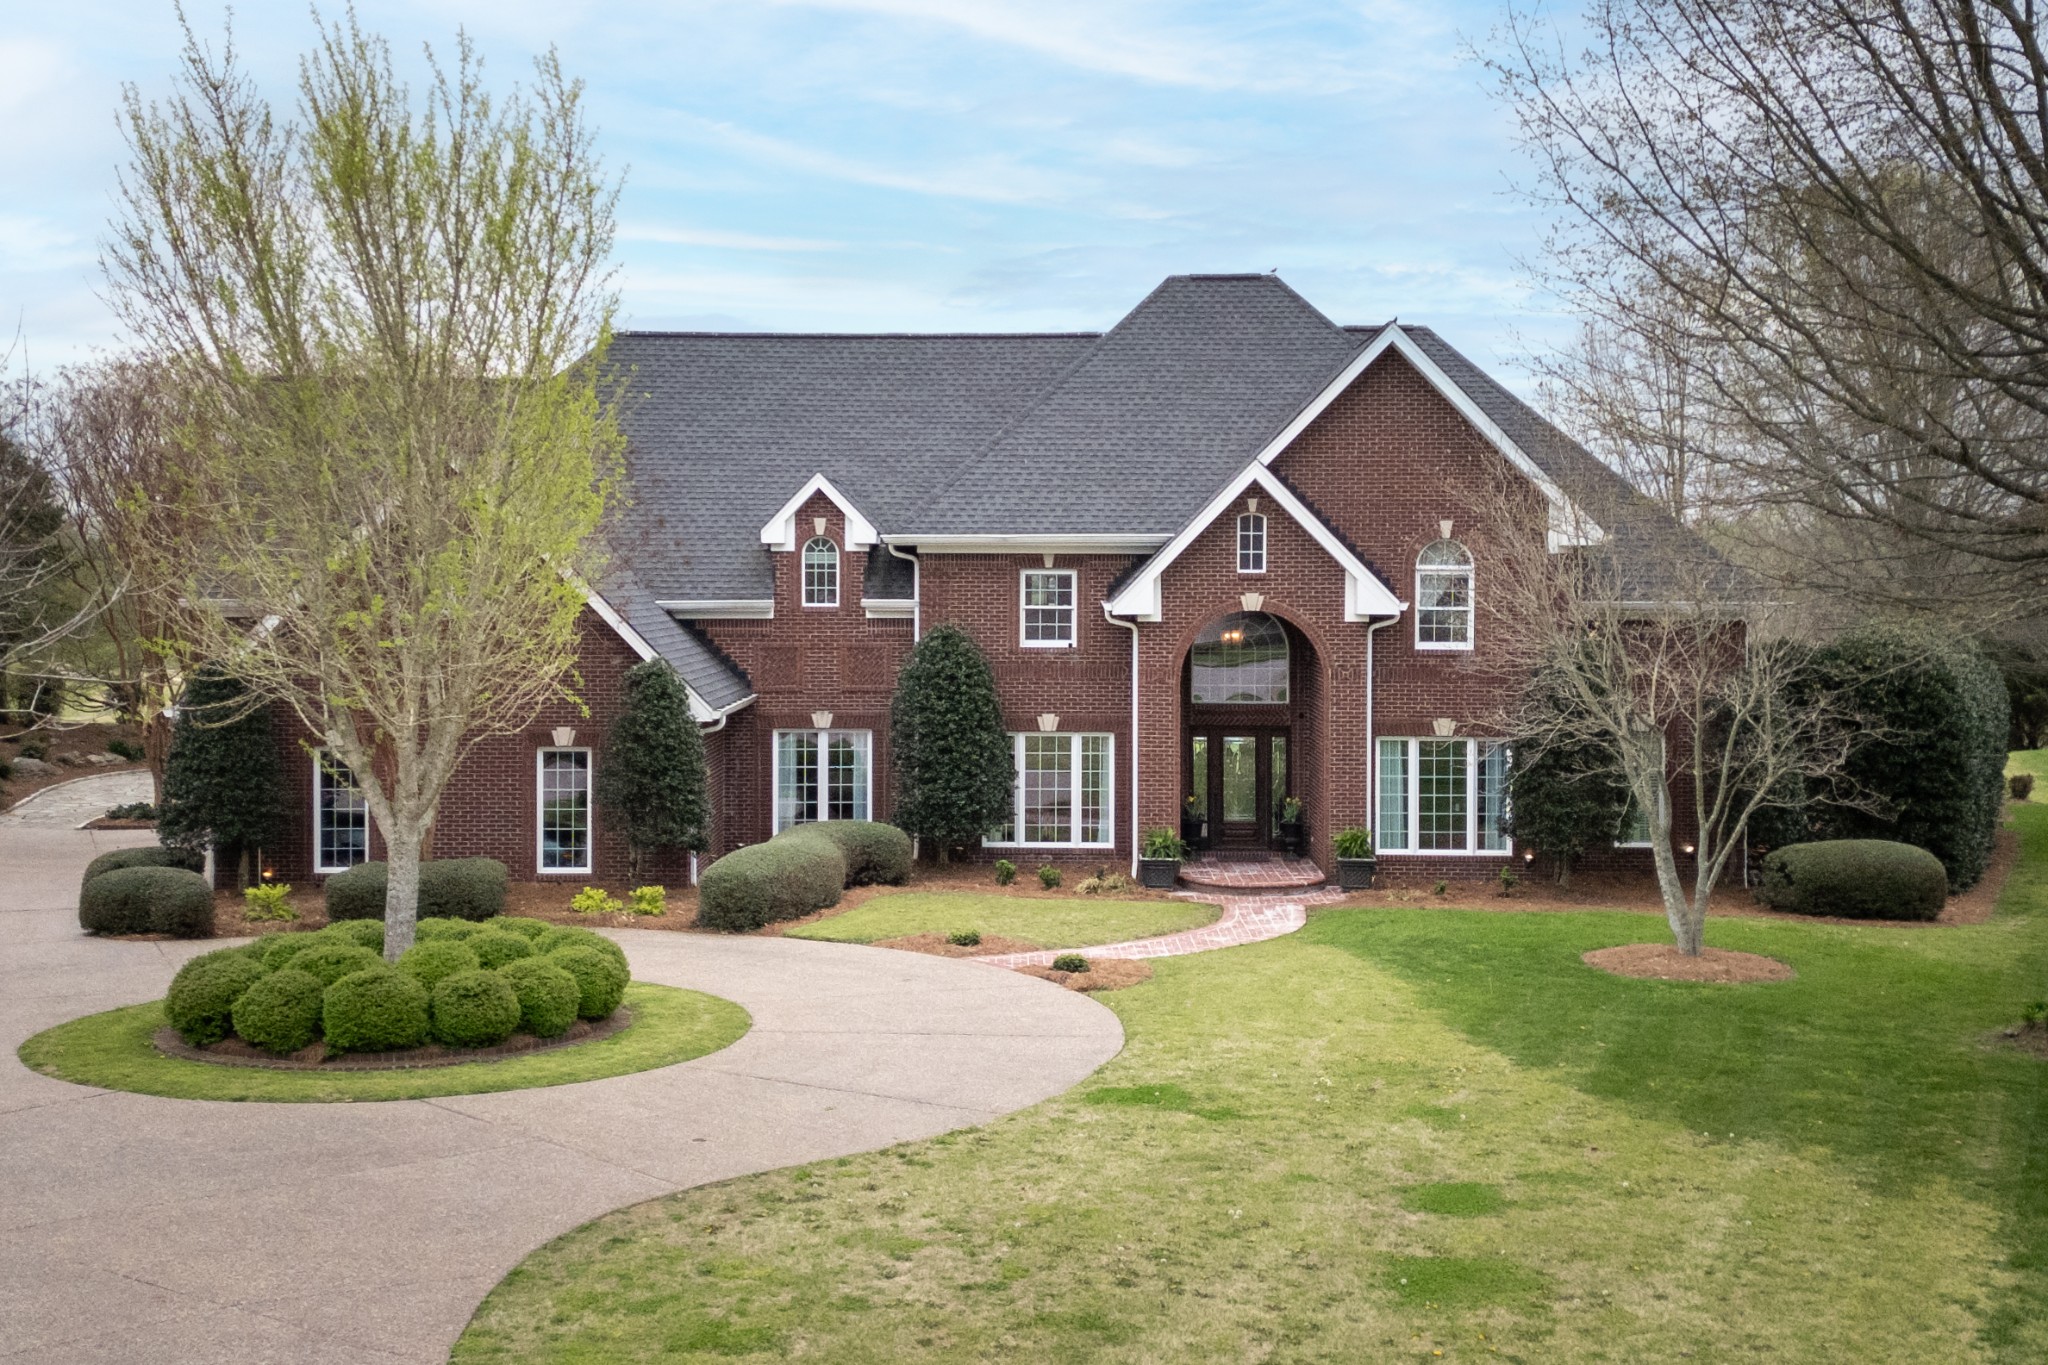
772;729;873;833
312;748;371;874
1020;568;1077;649
1415;541;1475;652
1237;512;1267;574
1615;794;1654;848
1375;737;1511;856
984;732;1115;849
801;536;839;607
537;747;594;875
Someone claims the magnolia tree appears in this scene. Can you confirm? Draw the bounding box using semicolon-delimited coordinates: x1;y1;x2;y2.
105;14;621;958
596;660;710;884
891;626;1013;863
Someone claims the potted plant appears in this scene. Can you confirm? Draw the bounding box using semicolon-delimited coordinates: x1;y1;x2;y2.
1138;828;1186;889
1332;827;1376;889
1180;794;1207;852
1277;795;1305;855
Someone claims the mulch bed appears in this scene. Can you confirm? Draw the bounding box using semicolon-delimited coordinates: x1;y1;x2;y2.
1583;943;1795;983
153;1006;633;1071
1016;958;1154;992
83;816;157;830
872;931;1045;958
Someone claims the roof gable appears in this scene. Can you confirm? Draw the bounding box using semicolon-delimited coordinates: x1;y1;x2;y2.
760;474;878;552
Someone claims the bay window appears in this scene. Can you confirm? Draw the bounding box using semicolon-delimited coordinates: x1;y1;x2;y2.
988;732;1113;848
1376;737;1510;853
774;729;871;831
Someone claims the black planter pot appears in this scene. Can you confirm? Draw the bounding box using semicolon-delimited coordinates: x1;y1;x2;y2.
1278;820;1305;856
1180;814;1207;852
1138;857;1181;889
1336;857;1376;891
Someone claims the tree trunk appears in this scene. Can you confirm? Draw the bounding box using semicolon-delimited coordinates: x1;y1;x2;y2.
383;827;423;961
142;710;172;806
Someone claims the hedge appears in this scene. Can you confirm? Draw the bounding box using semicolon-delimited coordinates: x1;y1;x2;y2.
324;858;508;922
398;939;481;990
321;969;431;1052
78;866;214;938
166;949;270;1045
231;968;326;1054
497;958;582;1039
549;946;629;1020
83;844;204;885
1756;839;1949;921
697;829;846;931
807;821;913;886
430;970;523;1048
287;941;384;988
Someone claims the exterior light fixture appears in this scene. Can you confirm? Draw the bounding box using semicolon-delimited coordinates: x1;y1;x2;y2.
1681;843;1696;855
1523;849;1536;863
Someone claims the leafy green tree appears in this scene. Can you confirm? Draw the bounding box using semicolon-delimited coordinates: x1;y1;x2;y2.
596;660;708;883
891;625;1013;863
1507;736;1629;886
157;667;287;885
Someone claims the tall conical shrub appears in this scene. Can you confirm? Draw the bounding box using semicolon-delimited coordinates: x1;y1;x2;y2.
891;625;1013;863
596;659;710;882
156;667;287;883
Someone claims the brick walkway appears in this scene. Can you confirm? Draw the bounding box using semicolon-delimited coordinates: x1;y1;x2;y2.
977;887;1348;968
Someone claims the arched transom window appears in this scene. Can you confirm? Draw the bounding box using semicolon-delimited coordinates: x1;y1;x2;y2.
1416;539;1473;649
1190;612;1289;704
802;536;839;606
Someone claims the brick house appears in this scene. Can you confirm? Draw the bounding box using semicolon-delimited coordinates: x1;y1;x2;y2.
267;273;1687;887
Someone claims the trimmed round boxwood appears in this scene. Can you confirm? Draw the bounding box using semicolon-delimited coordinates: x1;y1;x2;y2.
481;916;552;942
497;958;583;1039
324;857;509;922
430;969;523;1048
548;946;628;1020
540;924;628;969
231;968;326;1054
398;939;481;990
78;865;214;938
697;830;846;932
83;844;205;884
415;917;480;943
808;820;913;886
467;930;534;971
287;941;385;988
321;968;431;1052
165;949;269;1045
1756;839;1949;921
319;918;385;954
261;933;326;970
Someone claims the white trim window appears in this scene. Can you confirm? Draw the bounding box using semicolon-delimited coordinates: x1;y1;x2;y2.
988;733;1113;848
1021;569;1076;648
1616;795;1654;847
1376;737;1509;853
538;748;593;873
313;749;370;873
774;729;871;831
1416;539;1474;650
802;536;839;607
1237;512;1267;574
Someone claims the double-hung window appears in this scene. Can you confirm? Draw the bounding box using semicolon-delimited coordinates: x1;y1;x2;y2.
988;733;1113;848
774;729;871;831
1376;737;1509;853
1416;540;1474;649
1237;512;1267;573
1021;569;1076;647
538;748;592;873
313;749;370;873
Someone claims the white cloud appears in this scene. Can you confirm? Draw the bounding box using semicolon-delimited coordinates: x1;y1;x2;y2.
0;215;95;273
619;223;844;252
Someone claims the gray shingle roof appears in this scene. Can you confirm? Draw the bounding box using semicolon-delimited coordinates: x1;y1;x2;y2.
594;562;755;712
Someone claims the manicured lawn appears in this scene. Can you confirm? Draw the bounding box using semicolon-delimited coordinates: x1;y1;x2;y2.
456;804;2048;1363
783;890;1218;948
18;983;750;1103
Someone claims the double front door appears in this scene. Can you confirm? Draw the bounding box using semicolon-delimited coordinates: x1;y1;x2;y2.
1187;729;1289;849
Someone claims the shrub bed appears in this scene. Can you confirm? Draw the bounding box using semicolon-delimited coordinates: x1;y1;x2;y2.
808;821;913;886
83;844;204;884
1756;839;1949;921
145;915;630;1059
324;857;508;922
697;828;848;931
79;865;214;938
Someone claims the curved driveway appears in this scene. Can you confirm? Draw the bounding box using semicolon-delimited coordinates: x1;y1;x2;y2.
0;781;1122;1363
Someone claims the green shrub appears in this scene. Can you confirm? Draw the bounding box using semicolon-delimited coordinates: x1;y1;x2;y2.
165;949;269;1045
324;857;509;922
626;885;667;916
571;886;622;915
414;917;479;942
1037;865;1061;890
697;831;845;931
321;968;431;1052
467;930;534;971
994;859;1016;886
497;958;583;1038
105;801;157;820
78;866;214;938
397;939;481;990
537;924;628;969
2014;773;2036;802
1756;839;1949;921
548;946;628;1020
430;970;523;1048
1141;828;1186;860
82;843;204;885
287;941;384;987
319;918;385;953
230;968;325;1054
807;821;913;886
1332;827;1375;859
108;737;145;761
890;624;1015;860
481;916;552;941
947;929;981;947
242;882;296;921
1052;953;1089;973
260;933;324;970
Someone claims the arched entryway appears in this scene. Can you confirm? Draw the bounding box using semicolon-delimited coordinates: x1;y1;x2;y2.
1179;611;1322;852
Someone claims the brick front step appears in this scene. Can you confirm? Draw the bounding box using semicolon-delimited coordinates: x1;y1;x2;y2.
1177;852;1327;892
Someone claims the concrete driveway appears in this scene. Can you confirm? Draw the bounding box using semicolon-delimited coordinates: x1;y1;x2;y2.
0;777;1123;1363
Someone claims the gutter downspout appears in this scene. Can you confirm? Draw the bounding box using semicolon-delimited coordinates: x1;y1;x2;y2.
1365;616;1395;836
886;541;922;640
1103;602;1141;878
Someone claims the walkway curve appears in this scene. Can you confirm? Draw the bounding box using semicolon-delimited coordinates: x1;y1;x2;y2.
976;888;1348;968
0;780;1123;1364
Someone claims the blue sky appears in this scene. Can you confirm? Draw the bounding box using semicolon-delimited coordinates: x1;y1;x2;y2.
2;1;1566;387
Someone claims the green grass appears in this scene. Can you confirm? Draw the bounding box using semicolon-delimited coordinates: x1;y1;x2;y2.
455;801;2048;1363
17;982;749;1103
783;890;1217;948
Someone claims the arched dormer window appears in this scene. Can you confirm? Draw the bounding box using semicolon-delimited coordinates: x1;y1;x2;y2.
802;536;839;607
1237;512;1267;574
1416;540;1473;649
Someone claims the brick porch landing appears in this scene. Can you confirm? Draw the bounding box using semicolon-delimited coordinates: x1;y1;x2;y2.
1178;852;1327;892
976;888;1348;969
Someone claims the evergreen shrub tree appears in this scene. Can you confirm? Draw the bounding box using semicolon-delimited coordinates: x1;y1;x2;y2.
1506;737;1630;885
596;660;709;882
156;667;286;883
890;625;1013;863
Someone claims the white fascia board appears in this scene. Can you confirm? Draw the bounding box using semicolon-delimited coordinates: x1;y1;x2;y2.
656;599;775;619
1254;324;1605;547
1104;463;1406;623
760;473;879;551
890;533;1171;555
861;598;916;619
568;576;658;664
